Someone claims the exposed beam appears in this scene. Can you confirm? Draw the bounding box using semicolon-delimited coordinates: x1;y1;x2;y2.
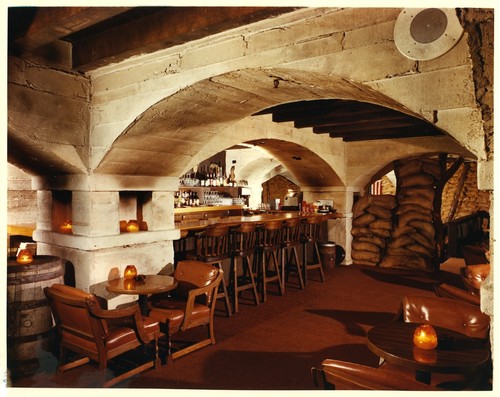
70;7;299;71
336;128;442;142
314;120;434;134
294;109;409;129
9;7;133;54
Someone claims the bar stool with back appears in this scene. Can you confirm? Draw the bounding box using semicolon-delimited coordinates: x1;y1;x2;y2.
255;219;284;302
281;217;305;292
302;215;326;285
192;224;232;317
229;222;260;313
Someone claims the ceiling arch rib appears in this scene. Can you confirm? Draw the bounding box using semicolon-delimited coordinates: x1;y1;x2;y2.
95;68;443;183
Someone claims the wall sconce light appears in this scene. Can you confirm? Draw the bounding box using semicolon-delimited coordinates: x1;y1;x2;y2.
124;265;138;280
413;324;438;350
16;248;34;265
60;220;73;234
126;220;139;232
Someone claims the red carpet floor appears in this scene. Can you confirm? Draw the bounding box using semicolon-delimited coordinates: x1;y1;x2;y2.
9;263;462;390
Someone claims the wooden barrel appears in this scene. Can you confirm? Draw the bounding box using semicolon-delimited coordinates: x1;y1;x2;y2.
7;256;64;377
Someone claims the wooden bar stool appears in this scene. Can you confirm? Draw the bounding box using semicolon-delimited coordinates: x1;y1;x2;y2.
281;217;305;292
193;224;232;317
256;220;284;302
302;215;325;285
173;229;190;265
229;222;260;313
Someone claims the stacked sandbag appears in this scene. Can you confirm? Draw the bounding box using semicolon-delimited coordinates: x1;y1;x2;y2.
380;157;441;271
351;194;396;266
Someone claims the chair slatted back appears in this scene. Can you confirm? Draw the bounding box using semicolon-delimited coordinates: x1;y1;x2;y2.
282;217;303;246
196;225;230;262
231;222;257;257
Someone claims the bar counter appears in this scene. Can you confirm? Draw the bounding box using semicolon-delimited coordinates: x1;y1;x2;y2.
175;210;341;232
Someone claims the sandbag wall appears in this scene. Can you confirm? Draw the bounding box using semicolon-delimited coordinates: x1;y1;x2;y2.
351;194;396;266
380;158;441;271
351;156;441;271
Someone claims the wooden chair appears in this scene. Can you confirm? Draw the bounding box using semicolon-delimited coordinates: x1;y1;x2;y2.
44;283;162;388
229;222;260;313
281;217;305;291
301;215;325;285
256;220;284;302
148;260;222;361
193;224;232;316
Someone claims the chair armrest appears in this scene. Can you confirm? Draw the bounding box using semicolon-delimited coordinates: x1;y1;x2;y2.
434;283;480;305
316;359;441;390
85;299;152;343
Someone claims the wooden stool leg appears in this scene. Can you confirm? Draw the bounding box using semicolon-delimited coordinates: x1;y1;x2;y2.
244;255;260;306
314;242;325;281
216;262;232;317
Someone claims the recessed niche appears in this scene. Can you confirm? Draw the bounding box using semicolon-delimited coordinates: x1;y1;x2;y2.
52;190;73;234
119;191;152;233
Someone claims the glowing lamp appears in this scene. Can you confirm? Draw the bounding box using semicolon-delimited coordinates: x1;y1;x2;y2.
16;248;34;265
413;324;438;350
124;265;138;280
60;220;73;233
126;220;139;233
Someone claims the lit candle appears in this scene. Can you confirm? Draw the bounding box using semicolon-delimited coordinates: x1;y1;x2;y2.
124;265;138;280
16;248;34;264
60;220;73;234
413;324;438;350
126;220;139;233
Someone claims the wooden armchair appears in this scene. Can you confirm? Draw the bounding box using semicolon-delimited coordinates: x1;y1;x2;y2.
44;283;162;387
148;260;223;361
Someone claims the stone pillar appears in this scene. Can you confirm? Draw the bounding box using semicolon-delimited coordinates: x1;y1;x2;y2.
32;175;179;308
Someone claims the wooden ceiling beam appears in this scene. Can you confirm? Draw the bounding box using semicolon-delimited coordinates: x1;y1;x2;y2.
314;120;433;134
9;7;133;54
70;7;298;71
294;109;409;128
331;128;442;141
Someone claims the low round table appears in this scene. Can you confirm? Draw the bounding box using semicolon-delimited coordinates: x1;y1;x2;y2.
366;322;490;384
106;275;177;315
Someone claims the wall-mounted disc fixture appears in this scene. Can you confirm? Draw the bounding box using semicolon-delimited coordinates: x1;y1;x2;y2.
394;8;464;61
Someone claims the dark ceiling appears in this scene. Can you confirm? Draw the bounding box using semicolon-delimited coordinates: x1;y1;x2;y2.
9;6;444;143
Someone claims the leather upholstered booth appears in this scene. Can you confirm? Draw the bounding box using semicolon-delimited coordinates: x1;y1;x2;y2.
148;260;222;361
312;294;491;390
461;263;490;296
44;283;162;387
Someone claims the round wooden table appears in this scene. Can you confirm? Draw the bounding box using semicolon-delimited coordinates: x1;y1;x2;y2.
106;275;177;315
366;322;490;384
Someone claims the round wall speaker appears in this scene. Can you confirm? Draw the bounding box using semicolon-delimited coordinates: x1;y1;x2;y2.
394;8;464;61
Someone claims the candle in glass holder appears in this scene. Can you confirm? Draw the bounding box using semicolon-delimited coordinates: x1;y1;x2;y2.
16;248;33;264
413;324;438;350
60;220;73;234
126;220;139;233
124;265;138;280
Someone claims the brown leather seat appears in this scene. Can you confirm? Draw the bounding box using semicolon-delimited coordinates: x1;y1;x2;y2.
44;283;162;387
148;260;222;361
461;263;490;295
